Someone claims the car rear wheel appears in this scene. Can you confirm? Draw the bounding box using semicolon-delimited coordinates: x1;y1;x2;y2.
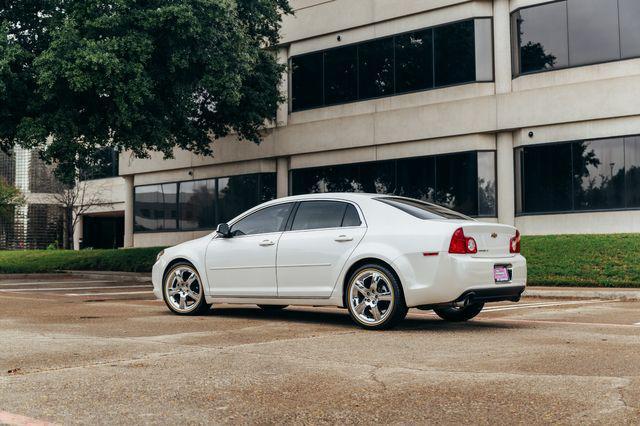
258;305;288;310
433;302;484;322
163;263;211;315
346;264;407;330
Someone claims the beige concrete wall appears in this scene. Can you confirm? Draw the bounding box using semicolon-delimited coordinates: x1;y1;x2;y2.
517;211;640;236
134;230;212;248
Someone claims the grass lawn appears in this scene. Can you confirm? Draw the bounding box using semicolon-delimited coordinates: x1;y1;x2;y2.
0;247;163;274
1;234;639;287
521;234;640;287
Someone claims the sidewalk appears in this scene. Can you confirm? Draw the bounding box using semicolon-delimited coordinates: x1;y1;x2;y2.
525;286;640;301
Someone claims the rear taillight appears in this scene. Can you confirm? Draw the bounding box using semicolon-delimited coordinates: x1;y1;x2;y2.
448;227;477;254
510;230;521;253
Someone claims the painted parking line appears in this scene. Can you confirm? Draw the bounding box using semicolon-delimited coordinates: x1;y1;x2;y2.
485;317;640;329
480;299;613;312
0;285;151;292
0;410;58;426
65;291;153;296
635;322;640;326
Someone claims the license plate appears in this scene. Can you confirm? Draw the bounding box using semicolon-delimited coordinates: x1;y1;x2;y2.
494;266;511;283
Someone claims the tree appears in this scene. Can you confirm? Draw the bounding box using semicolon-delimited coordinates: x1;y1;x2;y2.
51;180;106;249
0;177;24;222
0;0;292;184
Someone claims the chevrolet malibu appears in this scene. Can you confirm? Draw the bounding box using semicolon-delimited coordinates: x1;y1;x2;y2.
153;193;527;329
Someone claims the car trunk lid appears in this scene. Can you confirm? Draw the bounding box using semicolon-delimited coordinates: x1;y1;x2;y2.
461;223;516;258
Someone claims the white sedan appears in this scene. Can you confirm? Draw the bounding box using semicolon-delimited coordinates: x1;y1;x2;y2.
153;193;527;329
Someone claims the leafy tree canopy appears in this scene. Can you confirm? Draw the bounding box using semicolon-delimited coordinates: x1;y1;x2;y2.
0;178;24;222
0;0;291;183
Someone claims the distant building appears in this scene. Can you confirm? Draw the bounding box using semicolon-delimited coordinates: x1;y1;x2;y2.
0;148;63;249
75;0;640;249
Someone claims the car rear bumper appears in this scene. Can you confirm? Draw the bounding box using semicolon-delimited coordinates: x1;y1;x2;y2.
394;252;527;307
453;285;525;304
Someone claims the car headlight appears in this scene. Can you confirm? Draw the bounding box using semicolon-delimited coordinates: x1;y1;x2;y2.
156;250;165;262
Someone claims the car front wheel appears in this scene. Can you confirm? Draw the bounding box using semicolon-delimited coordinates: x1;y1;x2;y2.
346;264;407;330
433;302;484;322
163;263;211;315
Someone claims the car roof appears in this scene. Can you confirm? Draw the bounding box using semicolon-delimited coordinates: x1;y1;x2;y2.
267;193;380;203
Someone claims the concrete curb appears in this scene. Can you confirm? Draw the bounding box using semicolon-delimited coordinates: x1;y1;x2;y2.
0;271;152;283
524;287;640;301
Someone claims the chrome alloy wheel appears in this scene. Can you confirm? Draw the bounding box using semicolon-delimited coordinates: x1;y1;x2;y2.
348;269;395;326
164;266;203;313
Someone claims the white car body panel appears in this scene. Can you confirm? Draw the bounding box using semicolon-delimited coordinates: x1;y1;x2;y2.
152;193;527;309
205;231;281;297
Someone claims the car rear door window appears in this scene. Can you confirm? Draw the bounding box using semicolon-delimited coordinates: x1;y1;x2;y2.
341;204;362;227
291;201;347;231
230;203;293;236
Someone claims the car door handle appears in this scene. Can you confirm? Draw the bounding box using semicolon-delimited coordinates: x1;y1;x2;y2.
259;239;275;247
334;235;353;242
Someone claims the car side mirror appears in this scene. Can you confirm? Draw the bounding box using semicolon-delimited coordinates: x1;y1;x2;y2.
216;223;231;238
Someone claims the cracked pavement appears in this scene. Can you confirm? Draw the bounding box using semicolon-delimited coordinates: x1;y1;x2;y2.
0;277;639;424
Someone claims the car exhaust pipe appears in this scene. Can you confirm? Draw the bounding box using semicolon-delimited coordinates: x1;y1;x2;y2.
454;292;476;308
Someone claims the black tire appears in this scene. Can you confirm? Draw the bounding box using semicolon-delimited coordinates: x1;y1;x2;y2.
345;263;408;330
257;304;288;310
163;262;211;315
433;302;484;322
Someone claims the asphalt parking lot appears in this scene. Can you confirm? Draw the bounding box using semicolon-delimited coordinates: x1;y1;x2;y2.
0;277;638;425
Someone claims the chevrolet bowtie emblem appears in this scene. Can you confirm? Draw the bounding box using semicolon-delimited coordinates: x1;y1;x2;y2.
490;233;498;238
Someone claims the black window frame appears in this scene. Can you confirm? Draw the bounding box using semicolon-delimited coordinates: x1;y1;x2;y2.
133;172;277;234
511;0;640;77
289;17;494;112
515;135;640;216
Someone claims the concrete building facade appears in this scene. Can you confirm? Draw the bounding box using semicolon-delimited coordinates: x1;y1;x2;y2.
77;0;640;249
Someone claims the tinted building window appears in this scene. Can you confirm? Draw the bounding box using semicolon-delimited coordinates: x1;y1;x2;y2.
290;161;395;195
434;20;476;86
134;183;178;232
619;0;640;59
517;136;640;214
567;0;620;66
291;53;323;111
512;1;569;74
513;0;640;75
290;19;491;111
358;37;395;99
518;144;573;213
395;29;433;94
291;201;347;231
396;156;436;202
324;45;358;105
625;136;640;207
134;173;276;232
435;152;478;215
291;151;496;217
573;139;625;210
179;179;215;231
477;151;497;216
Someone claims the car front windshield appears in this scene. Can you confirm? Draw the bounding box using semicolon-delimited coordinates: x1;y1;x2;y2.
375;197;473;220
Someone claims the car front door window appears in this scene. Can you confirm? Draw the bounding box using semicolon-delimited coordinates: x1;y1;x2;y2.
230;203;293;236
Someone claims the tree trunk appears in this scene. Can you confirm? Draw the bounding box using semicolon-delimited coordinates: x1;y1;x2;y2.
62;208;73;250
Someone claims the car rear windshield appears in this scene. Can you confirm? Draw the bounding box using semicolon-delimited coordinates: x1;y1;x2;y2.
375;197;472;220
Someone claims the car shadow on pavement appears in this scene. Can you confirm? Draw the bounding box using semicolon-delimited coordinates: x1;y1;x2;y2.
201;306;517;331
